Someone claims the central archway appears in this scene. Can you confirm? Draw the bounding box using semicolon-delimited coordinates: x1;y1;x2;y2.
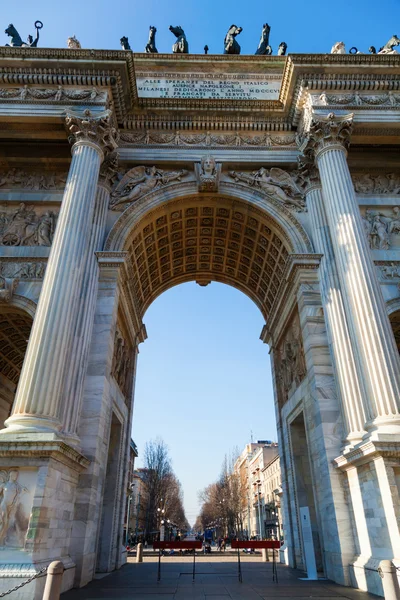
106;186;312;322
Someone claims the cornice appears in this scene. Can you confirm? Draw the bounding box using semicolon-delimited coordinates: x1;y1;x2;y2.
0;439;90;472
334;440;400;470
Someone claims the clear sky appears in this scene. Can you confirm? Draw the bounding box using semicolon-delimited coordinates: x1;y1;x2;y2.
6;0;400;525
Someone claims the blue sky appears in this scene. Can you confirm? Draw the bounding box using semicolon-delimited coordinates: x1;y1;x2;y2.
6;0;400;524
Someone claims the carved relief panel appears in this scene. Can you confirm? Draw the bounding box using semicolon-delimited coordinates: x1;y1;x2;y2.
0;468;36;550
111;321;134;401
0;203;58;247
274;311;307;408
360;206;400;250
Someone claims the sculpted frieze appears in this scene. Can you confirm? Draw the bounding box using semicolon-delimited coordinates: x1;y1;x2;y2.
110;165;189;210
0;261;46;279
361;207;400;250
119;130;297;148
314;93;400;107
0;169;67;190
0;85;106;103
376;262;400;280
353;173;400;195
0;203;58;246
275;312;307;407
227;167;306;212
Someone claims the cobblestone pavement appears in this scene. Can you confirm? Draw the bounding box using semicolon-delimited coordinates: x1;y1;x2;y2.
61;556;380;600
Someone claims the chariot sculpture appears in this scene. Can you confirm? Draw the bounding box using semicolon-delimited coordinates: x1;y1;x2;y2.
5;21;43;47
145;26;158;53
169;25;188;54
224;24;242;54
255;23;272;55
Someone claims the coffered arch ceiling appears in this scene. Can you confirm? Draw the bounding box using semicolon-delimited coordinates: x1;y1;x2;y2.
0;307;32;385
123;195;294;320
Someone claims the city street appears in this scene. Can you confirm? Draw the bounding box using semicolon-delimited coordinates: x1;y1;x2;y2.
61;556;379;599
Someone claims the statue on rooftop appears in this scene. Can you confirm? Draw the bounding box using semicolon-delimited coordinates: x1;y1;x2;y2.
378;35;400;54
224;24;242;54
255;23;272;55
145;26;158;53
120;36;131;50
331;41;346;54
5;21;43;47
67;35;81;49
169;25;188;53
278;42;287;56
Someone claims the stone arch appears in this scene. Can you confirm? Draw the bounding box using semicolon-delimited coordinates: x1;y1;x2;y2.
387;298;400;353
0;302;34;429
105;182;313;321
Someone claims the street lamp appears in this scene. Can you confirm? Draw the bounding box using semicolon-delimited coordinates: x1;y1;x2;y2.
125;482;135;547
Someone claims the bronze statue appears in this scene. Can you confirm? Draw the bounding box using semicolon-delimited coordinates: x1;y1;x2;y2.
5;21;43;47
145;26;158;53
169;25;188;53
255;23;272;55
120;36;131;50
204;45;209;55
379;35;400;54
278;42;287;56
224;24;242;54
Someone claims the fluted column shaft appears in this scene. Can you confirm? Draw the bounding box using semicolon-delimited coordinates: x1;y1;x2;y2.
315;132;400;436
2;110;117;435
61;182;110;442
4;143;102;433
306;184;366;446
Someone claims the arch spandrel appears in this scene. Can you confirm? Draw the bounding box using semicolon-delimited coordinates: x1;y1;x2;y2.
105;186;313;321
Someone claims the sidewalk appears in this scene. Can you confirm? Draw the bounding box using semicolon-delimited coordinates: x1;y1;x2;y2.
61;556;380;599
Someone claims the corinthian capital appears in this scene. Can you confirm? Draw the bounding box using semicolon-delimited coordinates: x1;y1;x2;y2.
65;109;119;160
297;112;353;161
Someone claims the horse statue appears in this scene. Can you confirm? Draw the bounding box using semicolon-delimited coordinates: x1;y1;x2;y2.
5;21;43;47
379;34;400;54
255;23;272;55
277;41;287;56
169;25;188;53
224;24;243;55
145;26;158;53
120;36;131;50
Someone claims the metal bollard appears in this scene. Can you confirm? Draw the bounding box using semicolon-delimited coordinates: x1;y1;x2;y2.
136;542;143;563
42;561;64;600
379;560;400;600
261;549;268;562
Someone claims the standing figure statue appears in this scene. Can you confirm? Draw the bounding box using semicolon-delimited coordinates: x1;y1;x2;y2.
67;35;81;49
224;25;242;54
145;26;158;53
120;36;131;50
278;42;287;56
5;21;43;47
255;23;272;55
331;41;346;54
169;25;188;53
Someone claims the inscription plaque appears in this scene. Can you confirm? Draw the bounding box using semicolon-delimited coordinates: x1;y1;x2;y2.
136;75;282;100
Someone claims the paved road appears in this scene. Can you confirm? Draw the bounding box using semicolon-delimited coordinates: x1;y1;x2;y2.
61;556;380;599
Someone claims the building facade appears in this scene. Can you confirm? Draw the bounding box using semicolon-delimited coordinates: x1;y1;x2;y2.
0;45;399;597
262;454;283;540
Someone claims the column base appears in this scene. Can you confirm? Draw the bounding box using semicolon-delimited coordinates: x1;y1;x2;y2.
1;414;62;435
364;415;400;440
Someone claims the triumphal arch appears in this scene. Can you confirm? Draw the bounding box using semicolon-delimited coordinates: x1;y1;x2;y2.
0;43;400;597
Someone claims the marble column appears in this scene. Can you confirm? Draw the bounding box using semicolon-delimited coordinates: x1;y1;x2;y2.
301;112;400;438
2;110;118;436
303;167;366;447
62;157;118;444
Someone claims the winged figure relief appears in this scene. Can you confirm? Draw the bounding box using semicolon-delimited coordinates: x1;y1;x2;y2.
110;165;188;209
228;167;306;211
